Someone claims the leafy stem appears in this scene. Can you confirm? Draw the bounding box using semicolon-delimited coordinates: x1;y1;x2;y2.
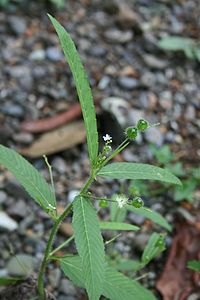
37;202;72;299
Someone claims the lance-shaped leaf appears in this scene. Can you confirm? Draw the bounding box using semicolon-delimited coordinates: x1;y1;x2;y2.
187;260;200;273
98;162;181;185
48;15;98;167
127;206;172;231
60;255;156;300
72;196;105;300
100;221;139;231
0;145;56;212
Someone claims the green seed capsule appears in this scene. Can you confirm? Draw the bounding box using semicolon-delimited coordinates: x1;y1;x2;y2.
137;119;149;131
156;237;165;248
125;126;138;139
99;199;108;208
131;197;144;208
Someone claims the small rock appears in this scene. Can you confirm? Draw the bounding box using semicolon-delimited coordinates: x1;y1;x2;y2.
46;47;63;61
187;293;200;300
145;127;164;146
98;76;110;90
128;212;145;225
140;72;156;88
104;29;133;43
8;200;29;218
128;109;145;124
49;268;61;288
1;105;24;118
60;278;77;296
159;91;173;110
8;16;26;35
0;212;18;231
134;233;150;250
0;191;7;204
7;254;35;277
68;190;79;203
88;46;107;57
185;105;195;120
52;157;67;174
13;133;33;144
118;77;139;90
101;97;130;127
117;3;141;29
143;54;168;69
30;49;45;61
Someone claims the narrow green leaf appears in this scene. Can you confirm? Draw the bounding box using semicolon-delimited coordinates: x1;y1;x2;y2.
48;15;98;167
0;277;23;286
100;221;139;231
72;196;105;300
60;256;156;300
127;206;172;231
158;36;194;51
0;145;56;212
113;258;141;272
98;162;181;185
141;233;166;265
187;260;200;273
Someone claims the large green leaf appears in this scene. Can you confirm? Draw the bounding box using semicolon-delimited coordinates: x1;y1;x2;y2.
98;162;181;185
48;15;98;167
100;221;139;231
72;196;105;300
60;255;156;300
0;145;56;213
127;206;171;231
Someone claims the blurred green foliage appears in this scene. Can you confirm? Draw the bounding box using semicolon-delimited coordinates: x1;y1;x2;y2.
129;145;200;203
158;36;200;62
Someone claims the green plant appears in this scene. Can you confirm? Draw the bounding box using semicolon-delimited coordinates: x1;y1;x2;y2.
187;260;200;273
0;15;181;300
158;36;200;62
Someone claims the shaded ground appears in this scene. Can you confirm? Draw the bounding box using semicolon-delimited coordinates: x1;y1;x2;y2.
0;0;200;299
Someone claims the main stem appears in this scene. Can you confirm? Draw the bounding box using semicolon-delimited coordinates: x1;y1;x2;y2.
37;203;72;299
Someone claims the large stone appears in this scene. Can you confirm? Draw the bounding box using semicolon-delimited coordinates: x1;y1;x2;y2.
0;212;18;231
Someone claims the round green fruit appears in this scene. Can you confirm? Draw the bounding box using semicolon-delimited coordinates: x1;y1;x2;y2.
125;127;138;139
137;119;149;131
131;197;144;208
99;199;108;208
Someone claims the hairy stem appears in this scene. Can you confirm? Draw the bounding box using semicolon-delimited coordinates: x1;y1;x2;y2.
37;203;72;299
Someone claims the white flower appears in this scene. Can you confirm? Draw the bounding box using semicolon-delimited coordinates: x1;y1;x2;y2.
103;134;112;142
115;194;128;209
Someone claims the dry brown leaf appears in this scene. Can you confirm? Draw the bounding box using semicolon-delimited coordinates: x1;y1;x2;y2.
20;121;85;157
156;221;200;300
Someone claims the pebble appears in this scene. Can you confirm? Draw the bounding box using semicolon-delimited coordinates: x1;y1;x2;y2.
128;212;145;225
6;254;35;277
0;191;7;204
68;190;79;203
104;29;133;43
8;200;29;218
0;212;18;231
1;104;24;117
60;278;77;296
49;268;62;288
88;46;107;57
144;127;164;146
140;72;156;88
52;157;68;174
143;54;168;69
13;133;33;144
46;47;63;61
159;91;173;110
98;76;110;90
185;105;195;120
30;49;46;61
8;16;26;35
128;109;145;125
118;77;139;90
187;294;200;300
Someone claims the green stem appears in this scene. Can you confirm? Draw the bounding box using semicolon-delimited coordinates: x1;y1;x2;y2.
37;203;72;299
49;235;74;257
